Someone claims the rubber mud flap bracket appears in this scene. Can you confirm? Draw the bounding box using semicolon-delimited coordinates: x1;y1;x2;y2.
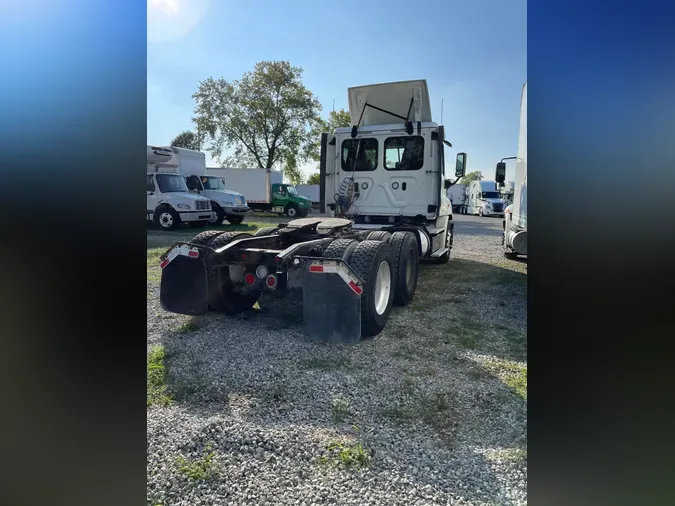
160;255;208;315
302;264;362;343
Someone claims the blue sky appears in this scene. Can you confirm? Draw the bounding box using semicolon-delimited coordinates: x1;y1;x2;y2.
148;0;526;181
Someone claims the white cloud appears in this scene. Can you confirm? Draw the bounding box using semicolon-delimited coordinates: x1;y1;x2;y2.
148;0;180;17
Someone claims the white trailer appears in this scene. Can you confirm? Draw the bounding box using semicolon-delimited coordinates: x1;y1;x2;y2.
496;81;527;259
147;145;214;230
164;146;250;225
208;167;312;217
446;183;467;213
295;184;320;209
465;180;507;217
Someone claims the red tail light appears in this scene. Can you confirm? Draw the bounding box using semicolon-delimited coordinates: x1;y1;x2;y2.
244;273;256;285
266;275;277;288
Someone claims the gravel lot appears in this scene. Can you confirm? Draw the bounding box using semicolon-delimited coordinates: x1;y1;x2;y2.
147;213;527;506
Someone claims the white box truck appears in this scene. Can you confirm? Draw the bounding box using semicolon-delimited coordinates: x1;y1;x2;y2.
164;146;250;225
147;146;214;230
465;180;507;217
447;183;467;213
207;167;312;218
496;81;527;259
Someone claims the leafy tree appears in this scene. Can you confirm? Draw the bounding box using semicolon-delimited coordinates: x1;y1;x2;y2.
170;130;201;150
459;171;483;185
307;108;351;162
283;152;304;186
306;172;320;185
192;61;321;168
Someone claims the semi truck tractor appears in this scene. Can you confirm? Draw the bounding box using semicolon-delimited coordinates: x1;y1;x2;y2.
158;79;466;343
147;145;214;230
162;146;250;225
496;81;527;259
465;180;507;217
208;167;311;218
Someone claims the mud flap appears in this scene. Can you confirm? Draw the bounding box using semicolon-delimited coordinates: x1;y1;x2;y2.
302;263;362;344
160;255;208;315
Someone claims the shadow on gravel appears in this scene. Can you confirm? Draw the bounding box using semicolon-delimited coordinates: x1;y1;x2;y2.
152;254;527;504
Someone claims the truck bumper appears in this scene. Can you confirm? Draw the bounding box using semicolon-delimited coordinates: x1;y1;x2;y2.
224;206;250;217
179;211;215;222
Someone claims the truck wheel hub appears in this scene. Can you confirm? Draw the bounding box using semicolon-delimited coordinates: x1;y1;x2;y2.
374;261;392;315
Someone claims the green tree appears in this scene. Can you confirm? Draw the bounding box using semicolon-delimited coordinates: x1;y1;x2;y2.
306;172;320;185
192;61;321;168
307;108;351;162
459;170;483;185
283;152;304;186
170;130;201;150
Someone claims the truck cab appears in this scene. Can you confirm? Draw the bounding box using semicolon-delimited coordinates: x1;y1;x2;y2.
271;183;311;217
147;146;214;230
185;174;250;225
321;80;466;261
466;180;506;217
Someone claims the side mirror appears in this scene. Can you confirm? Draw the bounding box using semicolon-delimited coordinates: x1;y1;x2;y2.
455;152;467;178
444;179;451;190
495;162;506;185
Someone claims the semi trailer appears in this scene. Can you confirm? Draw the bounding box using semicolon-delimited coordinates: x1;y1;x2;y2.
208;167;311;217
496;81;527;259
158;79;467;342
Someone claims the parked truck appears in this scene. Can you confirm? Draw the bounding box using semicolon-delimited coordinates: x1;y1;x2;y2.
465;180;507;217
496;81;527;259
158;79;466;343
208;167;311;218
500;180;516;206
447;183;467;214
161;146;250;225
147;145;214;230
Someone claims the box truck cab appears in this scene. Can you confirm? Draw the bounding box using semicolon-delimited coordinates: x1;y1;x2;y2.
466;180;506;217
209;167;311;217
164;146;250;225
147;146;214;230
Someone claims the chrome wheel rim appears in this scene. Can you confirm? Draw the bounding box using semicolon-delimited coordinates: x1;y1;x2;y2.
374;261;392;315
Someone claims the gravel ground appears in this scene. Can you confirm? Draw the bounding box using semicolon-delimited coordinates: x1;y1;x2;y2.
147;214;527;506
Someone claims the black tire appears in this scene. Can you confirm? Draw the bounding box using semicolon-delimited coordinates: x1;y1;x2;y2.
285;203;299;218
209;204;225;225
435;222;453;264
154;206;180;230
346;240;394;338
205;232;260;314
322;239;359;261
190;229;225;246
254;227;279;237
299;208;309;218
504;251;518;260
366;230;393;243
226;215;244;225
389;231;419;306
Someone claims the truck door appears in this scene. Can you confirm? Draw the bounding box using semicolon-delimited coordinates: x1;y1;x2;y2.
272;184;289;207
147;175;158;215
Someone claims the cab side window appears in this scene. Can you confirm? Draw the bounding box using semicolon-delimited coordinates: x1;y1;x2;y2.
147;175;155;192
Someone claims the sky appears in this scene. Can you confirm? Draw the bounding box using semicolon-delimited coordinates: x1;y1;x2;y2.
147;0;526;182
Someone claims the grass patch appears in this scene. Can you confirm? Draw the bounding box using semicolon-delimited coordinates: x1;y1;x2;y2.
318;440;371;470
447;315;486;350
176;319;200;333
483;357;527;400
382;392;457;437
176;446;219;480
490;447;527;463
331;396;351;422
303;356;351;372
147;346;172;407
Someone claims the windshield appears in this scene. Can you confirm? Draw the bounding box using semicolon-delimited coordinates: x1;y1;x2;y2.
201;176;225;190
286;186;298;195
480;191;501;199
156;174;189;193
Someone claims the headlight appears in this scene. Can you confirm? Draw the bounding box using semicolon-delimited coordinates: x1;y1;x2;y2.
177;204;191;210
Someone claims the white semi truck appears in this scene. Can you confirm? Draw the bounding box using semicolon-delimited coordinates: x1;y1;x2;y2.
208;167;312;217
496;81;527;259
447;183;467;213
157;79;466;343
465;180;507;217
147;146;214;230
164;146;250;225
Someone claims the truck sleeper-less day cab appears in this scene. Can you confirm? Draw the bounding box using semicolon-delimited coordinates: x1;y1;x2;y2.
465;180;506;217
147;146;214;230
162;146;250;226
496;81;527;259
157;80;466;343
209;167;312;218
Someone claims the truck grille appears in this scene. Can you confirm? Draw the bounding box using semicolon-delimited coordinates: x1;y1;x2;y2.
195;200;210;211
492;203;503;212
